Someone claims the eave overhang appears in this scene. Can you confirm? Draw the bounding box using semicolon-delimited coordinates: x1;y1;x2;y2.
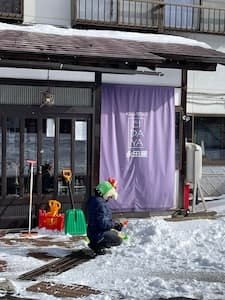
0;30;224;73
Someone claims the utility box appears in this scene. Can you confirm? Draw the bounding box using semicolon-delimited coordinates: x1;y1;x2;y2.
186;143;202;183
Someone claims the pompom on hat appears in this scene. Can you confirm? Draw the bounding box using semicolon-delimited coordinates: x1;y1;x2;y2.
108;177;118;189
96;181;118;200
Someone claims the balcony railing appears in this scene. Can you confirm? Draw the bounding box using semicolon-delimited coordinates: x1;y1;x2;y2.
71;0;225;35
0;0;23;22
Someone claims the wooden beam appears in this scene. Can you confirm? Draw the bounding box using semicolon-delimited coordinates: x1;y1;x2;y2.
179;68;188;209
91;72;102;194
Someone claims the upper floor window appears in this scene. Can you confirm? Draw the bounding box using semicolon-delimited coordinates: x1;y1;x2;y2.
188;116;225;164
165;0;201;30
0;0;23;22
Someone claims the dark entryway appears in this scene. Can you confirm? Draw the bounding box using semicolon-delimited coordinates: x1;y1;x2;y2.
0;83;94;229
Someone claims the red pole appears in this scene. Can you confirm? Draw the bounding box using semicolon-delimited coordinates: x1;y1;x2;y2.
183;183;190;209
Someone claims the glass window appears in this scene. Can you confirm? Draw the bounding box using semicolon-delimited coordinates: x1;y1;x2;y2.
42;119;55;194
194;116;225;161
74;120;88;195
0;0;22;14
24;119;37;193
58;119;72;195
6;117;20;195
165;0;200;30
75;121;87;174
59;119;71;172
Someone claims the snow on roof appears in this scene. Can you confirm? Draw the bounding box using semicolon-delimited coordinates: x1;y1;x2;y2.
0;21;212;49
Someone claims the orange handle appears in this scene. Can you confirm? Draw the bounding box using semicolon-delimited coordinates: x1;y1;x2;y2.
48;200;61;216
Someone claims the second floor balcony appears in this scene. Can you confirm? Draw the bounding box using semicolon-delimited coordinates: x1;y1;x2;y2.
71;0;225;35
0;0;224;36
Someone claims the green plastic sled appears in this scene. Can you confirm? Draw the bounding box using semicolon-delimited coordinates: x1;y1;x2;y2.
64;208;87;235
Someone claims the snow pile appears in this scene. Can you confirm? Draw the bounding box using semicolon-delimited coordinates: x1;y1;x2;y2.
1;201;225;299
0;21;211;49
54;217;225;300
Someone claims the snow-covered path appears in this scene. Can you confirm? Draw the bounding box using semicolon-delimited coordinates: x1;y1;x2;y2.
1;200;225;299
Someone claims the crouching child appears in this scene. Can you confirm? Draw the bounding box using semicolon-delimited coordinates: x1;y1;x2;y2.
87;180;124;255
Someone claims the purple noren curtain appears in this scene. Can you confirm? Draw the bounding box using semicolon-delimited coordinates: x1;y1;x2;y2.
100;84;175;212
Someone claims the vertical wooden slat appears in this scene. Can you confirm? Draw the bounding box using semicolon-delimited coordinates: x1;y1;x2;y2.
146;1;149;26
91;0;93;21
84;0;87;20
71;0;77;24
134;0;137;25
97;0;99;20
20;0;23;18
191;6;194;30
207;8;210;32
91;72;101;193
117;0;120;25
202;6;205;32
219;9;221;33
122;0;125;24
180;4;183;30
128;0;131;25
175;4;177;29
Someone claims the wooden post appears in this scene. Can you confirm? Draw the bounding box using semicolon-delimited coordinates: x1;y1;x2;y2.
180;68;188;209
91;72;102;193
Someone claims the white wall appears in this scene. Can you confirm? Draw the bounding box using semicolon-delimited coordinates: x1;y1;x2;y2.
0;68;95;82
0;67;181;92
103;68;182;88
24;0;71;27
103;68;181;105
177;32;225;198
178;32;225;115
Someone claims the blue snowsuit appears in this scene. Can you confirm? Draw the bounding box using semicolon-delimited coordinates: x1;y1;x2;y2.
87;196;115;244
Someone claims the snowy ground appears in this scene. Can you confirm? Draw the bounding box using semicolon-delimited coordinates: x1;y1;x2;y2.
1;199;225;300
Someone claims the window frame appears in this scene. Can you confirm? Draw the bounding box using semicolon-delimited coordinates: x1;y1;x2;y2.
187;113;225;165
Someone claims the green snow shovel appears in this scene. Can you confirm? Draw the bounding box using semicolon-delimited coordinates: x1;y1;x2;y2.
63;169;87;235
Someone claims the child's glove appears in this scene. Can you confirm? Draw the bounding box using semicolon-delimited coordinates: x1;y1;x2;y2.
113;222;123;232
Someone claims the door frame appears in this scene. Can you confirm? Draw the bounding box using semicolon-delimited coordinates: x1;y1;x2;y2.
0;105;93;209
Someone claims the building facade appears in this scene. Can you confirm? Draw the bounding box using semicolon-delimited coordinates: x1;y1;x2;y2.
0;0;224;228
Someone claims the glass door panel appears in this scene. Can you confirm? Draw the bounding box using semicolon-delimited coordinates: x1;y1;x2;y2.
0;114;91;205
58;119;72;196
6;117;20;196
74;120;88;196
24;119;37;193
41;119;55;194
